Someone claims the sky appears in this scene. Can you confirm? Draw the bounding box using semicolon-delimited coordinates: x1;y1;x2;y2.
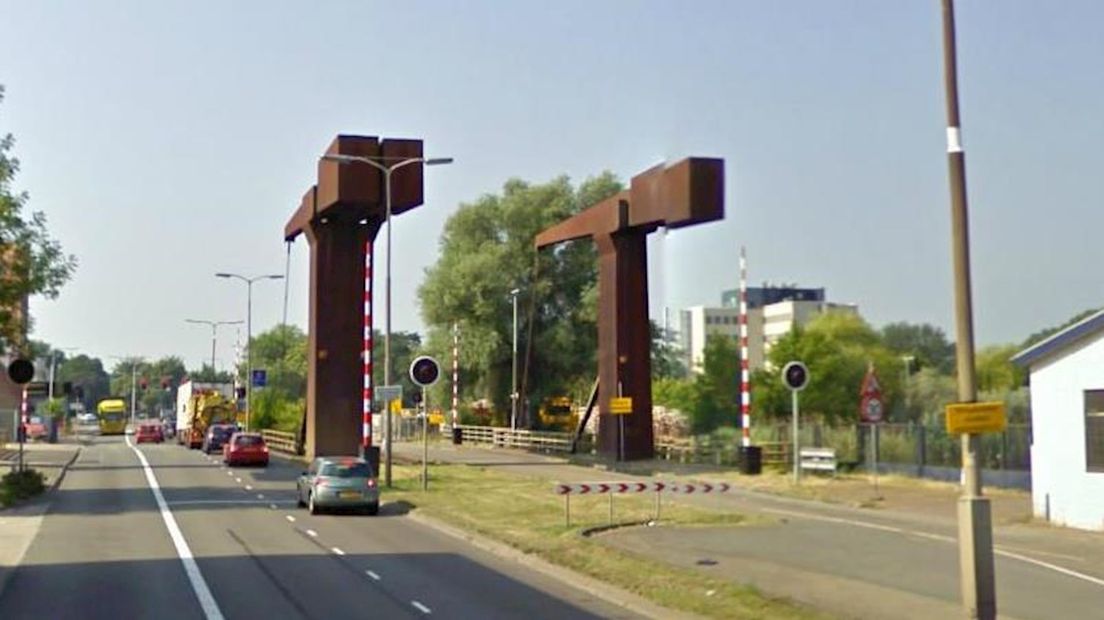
2;1;1103;372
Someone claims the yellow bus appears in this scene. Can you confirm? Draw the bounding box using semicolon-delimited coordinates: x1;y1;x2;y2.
97;398;128;435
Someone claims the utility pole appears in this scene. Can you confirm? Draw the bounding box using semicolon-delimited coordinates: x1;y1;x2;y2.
510;288;520;430
940;1;997;617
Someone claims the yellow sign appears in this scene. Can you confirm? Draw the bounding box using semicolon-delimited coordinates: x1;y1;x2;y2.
945;401;1007;434
428;412;445;425
390;398;402;413
609;397;633;415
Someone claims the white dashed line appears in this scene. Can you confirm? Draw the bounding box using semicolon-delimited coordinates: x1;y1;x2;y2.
226;472;233;477
366;570;381;581
286;515;296;523
332;547;345;556
257;493;265;499
235;478;242;484
245;485;253;491
306;529;318;538
412;601;432;614
269;503;278;510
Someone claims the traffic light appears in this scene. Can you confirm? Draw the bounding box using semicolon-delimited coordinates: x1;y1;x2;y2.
140;378;149;391
781;361;809;391
161;377;170;390
6;358;34;385
63;381;73;396
408;356;441;387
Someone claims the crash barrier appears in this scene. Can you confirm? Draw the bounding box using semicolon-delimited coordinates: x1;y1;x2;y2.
554;480;732;526
259;429;298;455
799;447;838;476
452;425;586;453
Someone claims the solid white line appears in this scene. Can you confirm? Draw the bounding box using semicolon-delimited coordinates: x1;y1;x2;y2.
286;515;296;523
306;529;318;538
126;436;224;620
412;601;432;614
332;547;345;556
762;507;1104;589
366;570;381;581
166;500;292;507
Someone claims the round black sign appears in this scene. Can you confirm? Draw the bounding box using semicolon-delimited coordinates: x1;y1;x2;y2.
409;356;441;387
781;361;809;391
7;358;34;385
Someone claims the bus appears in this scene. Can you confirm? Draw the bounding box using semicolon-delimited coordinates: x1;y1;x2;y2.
97;398;128;435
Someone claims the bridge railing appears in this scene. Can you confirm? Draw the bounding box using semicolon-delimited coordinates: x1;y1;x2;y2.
452;424;586;453
260;429;299;455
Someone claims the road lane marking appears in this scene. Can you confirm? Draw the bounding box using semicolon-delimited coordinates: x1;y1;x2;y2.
257;493;264;499
126;436;224;620
235;478;243;484
270;503;278;510
306;529;318;538
286;515;296;523
227;471;234;476
366;570;381;581
167;500;293;506
412;601;432;614
245;485;253;491
761;507;1104;589
332;547;345;556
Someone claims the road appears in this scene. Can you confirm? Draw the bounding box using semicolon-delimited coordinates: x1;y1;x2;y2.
396;441;1104;620
0;435;646;619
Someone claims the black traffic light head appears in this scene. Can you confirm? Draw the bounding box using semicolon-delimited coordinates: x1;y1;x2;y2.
411;390;423;404
409;356;441;387
782;361;809;391
139;378;149;391
6;358;34;385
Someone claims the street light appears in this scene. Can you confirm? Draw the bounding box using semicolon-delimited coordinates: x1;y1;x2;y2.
47;347;79;402
109;356;141;428
321;152;453;487
901;355;916;421
509;288;521;431
185;319;244;373
215;272;284;431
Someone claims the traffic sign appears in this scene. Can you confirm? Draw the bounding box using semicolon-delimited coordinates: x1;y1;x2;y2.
409;356;441;387
251;369;267;387
6;359;34;385
782;361;809;391
377;385;402;408
946;401;1007;434
609;397;633;414
859;365;884;423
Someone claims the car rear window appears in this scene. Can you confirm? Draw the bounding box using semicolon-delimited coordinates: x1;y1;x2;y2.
236;435;264;446
211;427;233;438
320;462;373;478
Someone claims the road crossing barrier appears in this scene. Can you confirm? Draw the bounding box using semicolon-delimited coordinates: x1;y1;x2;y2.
554;480;732;527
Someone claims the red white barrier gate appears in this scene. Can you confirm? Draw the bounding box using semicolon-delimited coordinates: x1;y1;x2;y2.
554;480;732;526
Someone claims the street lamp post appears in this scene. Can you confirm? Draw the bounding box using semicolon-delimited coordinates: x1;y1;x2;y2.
216;273;284;431
509;288;520;430
185;319;244;373
321;153;453;487
901;355;915;421
110;356;141;428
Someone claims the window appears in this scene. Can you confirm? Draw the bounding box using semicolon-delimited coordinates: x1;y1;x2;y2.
1084;390;1104;472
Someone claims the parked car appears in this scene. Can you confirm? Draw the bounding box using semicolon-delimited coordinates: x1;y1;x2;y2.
202;424;236;454
296;456;379;515
222;432;269;467
161;416;176;439
134;422;163;444
77;412;98;425
24;415;48;441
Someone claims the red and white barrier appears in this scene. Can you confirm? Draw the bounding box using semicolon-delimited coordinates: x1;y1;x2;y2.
554;481;732;495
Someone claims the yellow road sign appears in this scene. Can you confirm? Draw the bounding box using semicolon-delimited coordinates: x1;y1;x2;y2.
609;397;633;415
390;398;402;413
945;401;1007;434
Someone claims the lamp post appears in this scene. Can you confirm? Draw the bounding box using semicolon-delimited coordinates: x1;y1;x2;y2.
320;153;453;487
509;288;520;430
110;356;140;428
901;355;915;421
216;273;284;431
185;319;243;373
47;347;79;401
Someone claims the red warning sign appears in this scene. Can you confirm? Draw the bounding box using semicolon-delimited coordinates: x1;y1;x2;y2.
859;365;884;423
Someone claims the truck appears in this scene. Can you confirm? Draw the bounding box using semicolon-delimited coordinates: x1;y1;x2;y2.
538;396;578;432
175;380;237;449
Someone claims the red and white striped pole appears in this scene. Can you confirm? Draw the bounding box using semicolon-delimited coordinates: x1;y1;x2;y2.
363;240;373;450
451;322;459;427
740;246;752;448
19;385;28;471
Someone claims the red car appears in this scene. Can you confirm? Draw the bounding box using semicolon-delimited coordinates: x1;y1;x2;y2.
135;423;164;444
223;432;269;467
24;415;48;441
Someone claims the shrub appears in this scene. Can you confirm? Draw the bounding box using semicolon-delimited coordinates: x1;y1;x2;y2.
1;468;46;505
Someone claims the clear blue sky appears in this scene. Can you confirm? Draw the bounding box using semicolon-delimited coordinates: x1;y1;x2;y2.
3;1;1102;371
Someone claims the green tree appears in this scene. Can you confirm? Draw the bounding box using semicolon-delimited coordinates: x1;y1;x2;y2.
687;334;741;434
1021;307;1101;349
243;324;307;397
880;322;955;374
651;319;687;379
418;173;621;420
0;86;76;352
138;356;188;415
370;330;423;407
187;364;234;384
56;354;111;410
975;344;1025;393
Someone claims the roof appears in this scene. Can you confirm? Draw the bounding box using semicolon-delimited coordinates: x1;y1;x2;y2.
1011;308;1104;368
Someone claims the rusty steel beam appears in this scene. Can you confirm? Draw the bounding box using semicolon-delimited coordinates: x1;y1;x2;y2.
286;135;425;460
535;157;724;461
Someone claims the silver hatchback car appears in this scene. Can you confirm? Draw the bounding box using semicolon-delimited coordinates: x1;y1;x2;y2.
296;457;380;515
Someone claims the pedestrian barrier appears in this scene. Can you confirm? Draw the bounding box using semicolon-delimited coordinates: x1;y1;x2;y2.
259;429;298;455
553;479;732;526
452;424;582;453
799;447;838;476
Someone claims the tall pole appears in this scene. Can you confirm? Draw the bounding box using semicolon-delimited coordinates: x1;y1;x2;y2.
246;280;254;432
130;363;137;427
451;322;459;427
511;289;519;430
940;1;996;617
48;352;57;401
739;246;751;448
384;168;394;488
210;324;218;372
792;389;800;484
363;239;374;456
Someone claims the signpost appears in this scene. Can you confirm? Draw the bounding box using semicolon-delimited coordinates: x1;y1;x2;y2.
946;402;1007;435
409;357;441;491
251;369;267;388
7;359;34;473
859;365;884;498
781;361;809;483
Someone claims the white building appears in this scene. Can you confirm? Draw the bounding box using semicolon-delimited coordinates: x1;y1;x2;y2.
680;298;858;374
1012;311;1104;531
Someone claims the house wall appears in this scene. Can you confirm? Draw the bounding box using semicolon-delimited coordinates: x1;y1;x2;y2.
1028;333;1104;531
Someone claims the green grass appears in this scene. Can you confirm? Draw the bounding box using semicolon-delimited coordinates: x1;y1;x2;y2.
384;463;824;619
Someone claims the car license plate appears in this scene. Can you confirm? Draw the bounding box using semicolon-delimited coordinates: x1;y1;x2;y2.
338;491;361;499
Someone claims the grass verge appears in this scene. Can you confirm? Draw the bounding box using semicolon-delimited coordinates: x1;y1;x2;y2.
384;463;824;619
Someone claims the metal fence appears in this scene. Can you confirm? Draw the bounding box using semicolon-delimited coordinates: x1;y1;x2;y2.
259;429;299;455
452;425;590;453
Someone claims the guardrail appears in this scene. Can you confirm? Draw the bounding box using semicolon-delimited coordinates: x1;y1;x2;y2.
453;425;584;453
655;437;790;468
260;429;299;455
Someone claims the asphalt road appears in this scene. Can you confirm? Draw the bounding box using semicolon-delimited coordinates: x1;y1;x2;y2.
397;441;1104;620
0;435;645;619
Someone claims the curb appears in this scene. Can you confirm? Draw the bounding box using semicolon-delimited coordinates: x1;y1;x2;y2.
404;509;702;620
